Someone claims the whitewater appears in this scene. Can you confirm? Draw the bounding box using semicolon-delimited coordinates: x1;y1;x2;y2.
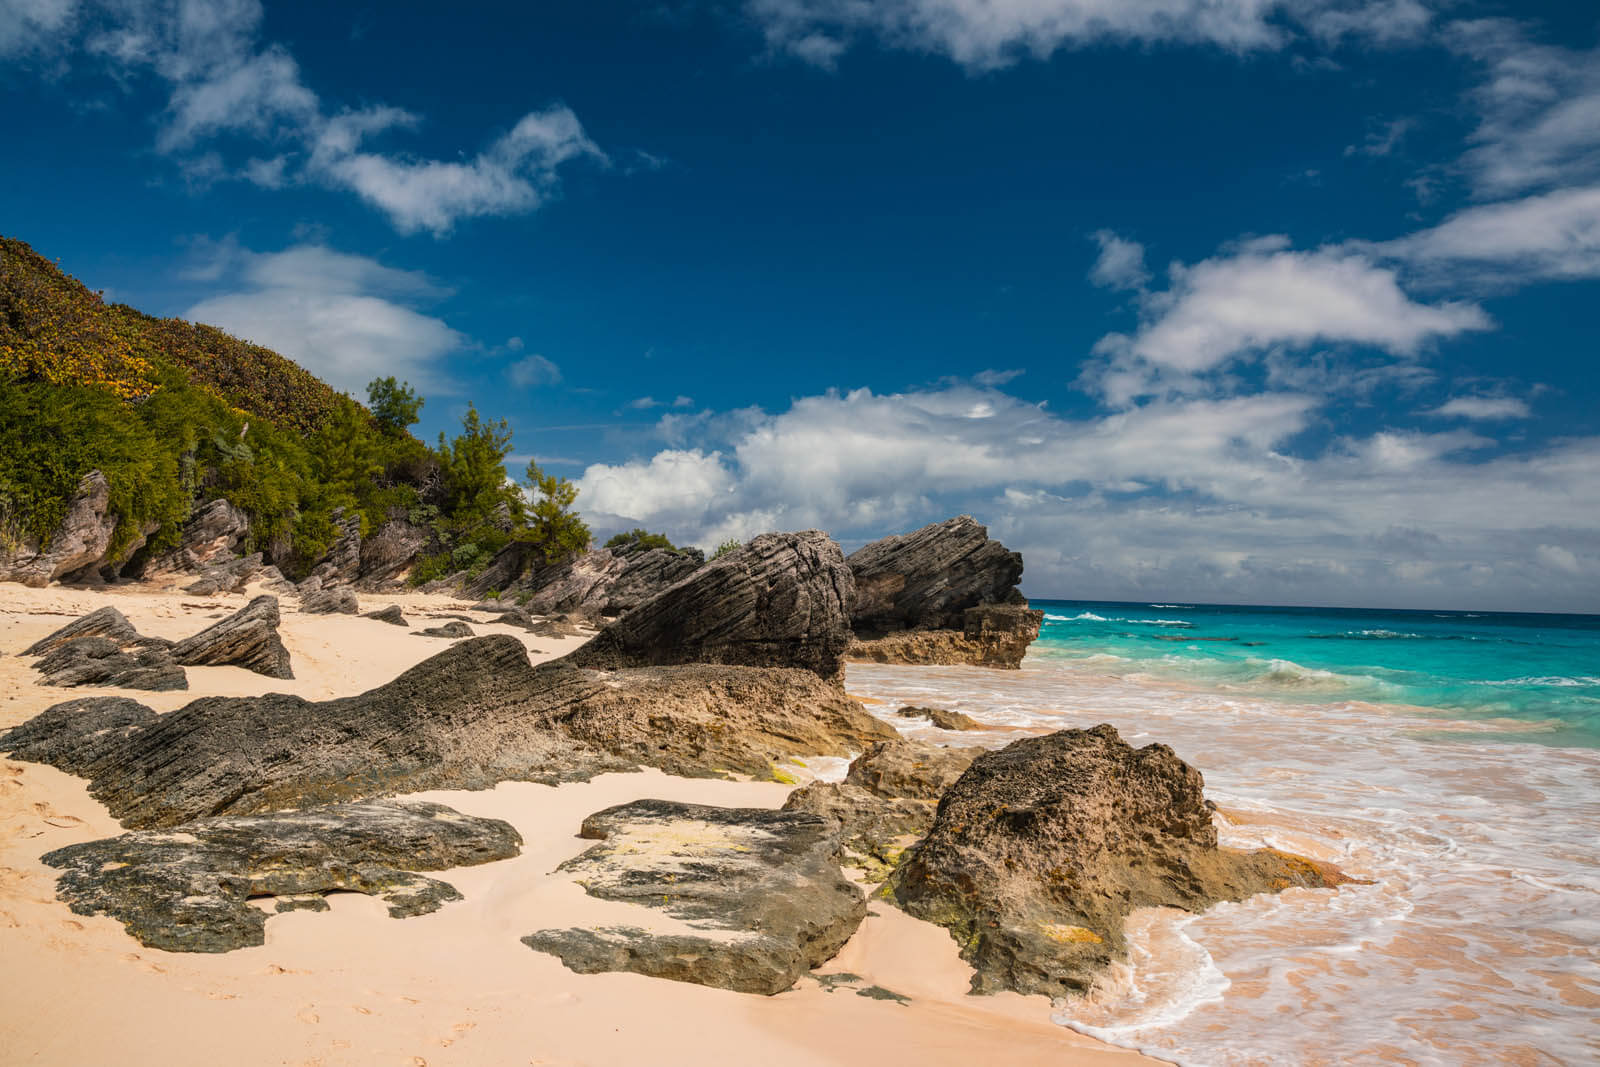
845;600;1600;1065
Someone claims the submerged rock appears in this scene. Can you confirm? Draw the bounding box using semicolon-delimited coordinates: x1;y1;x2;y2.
169;595;293;679
43;800;521;952
567;530;855;680
890;724;1350;996
896;706;983;731
523;799;866;995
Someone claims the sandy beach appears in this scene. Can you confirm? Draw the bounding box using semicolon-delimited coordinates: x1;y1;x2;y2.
0;583;1146;1067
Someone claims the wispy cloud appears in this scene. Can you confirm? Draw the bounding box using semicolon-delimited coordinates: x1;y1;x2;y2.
1426;395;1530;420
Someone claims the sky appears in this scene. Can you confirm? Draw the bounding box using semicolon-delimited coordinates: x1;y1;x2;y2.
2;0;1597;613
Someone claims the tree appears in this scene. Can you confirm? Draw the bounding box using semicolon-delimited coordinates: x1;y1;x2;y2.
436;404;516;522
367;376;423;434
604;528;677;554
523;459;590;563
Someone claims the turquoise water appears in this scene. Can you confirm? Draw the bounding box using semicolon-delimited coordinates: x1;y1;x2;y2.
1029;599;1600;747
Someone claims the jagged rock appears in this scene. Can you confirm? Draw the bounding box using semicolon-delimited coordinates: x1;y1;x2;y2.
0;638;631;828
550;663;896;781
515;548;706;619
848;516;1025;635
2;636;899;828
890;725;1351;997
181;552;265;596
463;541;540;601
364;604;408;626
43;801;522;952
306;512;362;587
523;800;866;995
529;614;586;638
414;621;473;639
296;574;323;596
567;531;855;680
356;519;430;589
299;586;359;615
600;548;705;616
23;606;141;656
169;595;293;679
847;604;1045;670
33;637;187;691
256;564;295;593
896;706;983;731
144;498;251;578
782;782;934;880
0;471;117;587
846;738;981;801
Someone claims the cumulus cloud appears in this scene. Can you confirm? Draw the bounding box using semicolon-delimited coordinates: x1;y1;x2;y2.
183;241;466;396
508;354;563;388
1377;185;1600;285
1426;396;1530;420
575;383;1600;611
747;0;1434;71
1088;230;1149;290
15;0;602;234
1089;238;1490;404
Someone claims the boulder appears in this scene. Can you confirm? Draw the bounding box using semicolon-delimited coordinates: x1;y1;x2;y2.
566;530;855;680
847;603;1044;670
169;595;293;679
414;621;473;639
896;706;983;731
847;516;1025;635
299;586;359;615
144;498;250;577
356;519;430;589
782;781;935;881
0;471;117;587
845;738;981;801
23;606;142;656
363;604;408;626
33;637;187;691
181;552;265;596
890;725;1351;996
523;799;866;995
43;800;521;952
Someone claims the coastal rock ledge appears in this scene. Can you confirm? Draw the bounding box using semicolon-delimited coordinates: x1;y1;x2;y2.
524;799;867;995
890;724;1350;997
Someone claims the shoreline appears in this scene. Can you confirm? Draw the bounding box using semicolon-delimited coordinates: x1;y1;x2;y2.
0;583;1150;1067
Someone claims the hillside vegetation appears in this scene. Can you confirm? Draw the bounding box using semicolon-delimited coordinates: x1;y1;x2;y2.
0;236;585;580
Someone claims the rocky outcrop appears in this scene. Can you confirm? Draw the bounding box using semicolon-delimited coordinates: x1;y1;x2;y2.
414;620;473;639
462;541;541;601
43;801;521;952
181;552;266;596
516;549;623;615
299;586;359;615
356;519;430;589
890;725;1350;997
364;604;408;626
33;637;187;691
598;548;705;616
0;471;118;587
305;512;361;587
549;663;896;780
567;531;855;680
848;603;1044;670
2;636;899;828
782;782;934;881
523;799;866;995
143;498;251;578
848;516;1024;634
23;606;143;656
896;706;983;731
845;738;981;801
169;595;293;679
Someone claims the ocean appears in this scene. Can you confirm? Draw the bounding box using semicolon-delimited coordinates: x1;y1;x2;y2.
843;599;1600;1065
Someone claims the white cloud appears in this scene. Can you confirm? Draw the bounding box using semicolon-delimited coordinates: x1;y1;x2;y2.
747;0;1433;71
1088;230;1149;290
24;0;603;234
575;382;1600;611
183;243;465;397
1344;115;1414;158
1090;239;1490;403
1449;20;1600;198
627;395;695;410
508;354;563;387
973;368;1025;386
1426;396;1530;420
1378;185;1600;285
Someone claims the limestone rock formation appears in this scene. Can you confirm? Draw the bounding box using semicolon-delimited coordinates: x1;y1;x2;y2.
523;799;866;995
848;515;1024;634
516;549;623;615
43;801;521;952
566;531;854;679
33;637;187;691
363;604;408;626
23;606;143;656
896;706;983;731
848;604;1044;670
169;595;294;679
782;781;934;881
181;552;265;596
890;725;1350;996
0;471;118;586
143;498;251;578
845;738;981;801
356;519;430;588
299;586;359;615
304;511;362;587
414;621;473;638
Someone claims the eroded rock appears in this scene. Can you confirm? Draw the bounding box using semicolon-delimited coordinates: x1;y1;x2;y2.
782;781;934;881
896;706;983;731
43;800;521;952
845;738;981;801
848;516;1024;634
523;799;866;994
169;595;293;679
299;586;359;615
33;637;186;691
414;621;473;639
357;519;430;589
848;604;1045;670
364;604;408;626
23;606;142;656
890;724;1350;996
0;471;117;587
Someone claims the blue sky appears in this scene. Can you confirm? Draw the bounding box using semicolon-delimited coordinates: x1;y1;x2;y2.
3;0;1597;611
